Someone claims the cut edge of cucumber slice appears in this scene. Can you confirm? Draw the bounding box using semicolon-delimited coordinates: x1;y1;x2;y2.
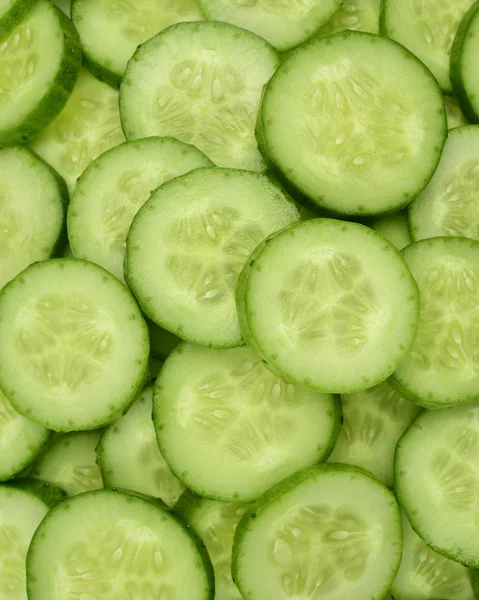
0;0;36;38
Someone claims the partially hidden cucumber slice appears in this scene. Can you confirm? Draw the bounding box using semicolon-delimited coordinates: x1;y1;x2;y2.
451;1;479;123
232;464;402;600
29;430;103;496
68;137;212;283
318;0;381;36
0;2;81;146
126;167;300;348
395;402;479;568
390;237;479;408
120;21;280;171
258;31;447;216
0;0;36;38
26;489;214;600
391;513;474;600
446;94;469;129
372;211;412;251
236;219;419;394
148;320;180;360
97;385;185;506
30;68;125;193
0;258;149;431
0;146;67;292
409;126;479;242
153;343;340;502
72;0;203;87
328;381;421;488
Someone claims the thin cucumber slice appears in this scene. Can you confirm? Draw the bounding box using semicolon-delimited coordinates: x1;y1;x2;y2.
126;168;300;348
259;31;446;216
148;320;180;360
29;431;103;496
318;0;381;36
372;212;412;251
381;0;473;92
26;489;214;600
409;126;479;242
197;0;342;52
0;258;149;431
328;382;421;487
0;0;36;38
97;385;185;506
391;513;474;600
0;480;65;600
451;1;479;123
176;491;249;600
72;0;202;87
120;21;280;171
446;94;469;129
0;2;81;146
30;68;125;193
232;464;402;600
395;402;479;567
390;237;479;407
0;146;67;292
68;137;212;282
153;343;340;502
0;388;50;482
236;219;419;394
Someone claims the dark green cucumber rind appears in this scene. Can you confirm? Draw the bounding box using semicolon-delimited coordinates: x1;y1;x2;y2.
0;8;82;147
4;478;67;507
173;489;203;519
469;569;479;598
0;0;36;38
395;415;479;568
378;0;387;35
450;1;479;123
232;463;402;598
102;486;169;511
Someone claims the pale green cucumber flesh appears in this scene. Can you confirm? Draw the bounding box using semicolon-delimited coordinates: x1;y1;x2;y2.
318;0;381;36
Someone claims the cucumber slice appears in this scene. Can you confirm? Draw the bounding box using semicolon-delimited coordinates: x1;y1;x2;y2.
26;489;214;600
54;0;70;15
30;68;125;193
258;31;446;216
446;94;469;129
0;258;149;431
148;320;180;360
72;0;203;87
409;126;479;242
0;146;67;292
120;21;280;171
197;0;342;52
372;212;412;251
395;402;479;567
232;464;402;600
391;513;474;600
0;2;81;146
177;491;249;600
126;168;300;348
390;237;479;408
97;385;185;506
0;480;65;600
0;0;36;38
318;0;381;36
153;343;340;502
236;219;419;394
451;1;479;123
381;0;473;92
29;430;103;496
328;382;421;487
68;137;212;283
0;388;50;482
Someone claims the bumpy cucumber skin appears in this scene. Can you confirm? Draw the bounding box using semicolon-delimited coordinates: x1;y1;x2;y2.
451;1;479;124
0;0;36;37
232;463;402;600
0;7;82;147
4;478;67;507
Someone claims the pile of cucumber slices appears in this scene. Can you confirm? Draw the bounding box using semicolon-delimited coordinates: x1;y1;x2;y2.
2;0;479;598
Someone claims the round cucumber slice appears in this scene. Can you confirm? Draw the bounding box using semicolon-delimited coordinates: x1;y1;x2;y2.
120;21;280;171
317;0;381;36
395;402;479;568
0;258;149;431
258;31;446;216
0;2;81;146
26;489;214;600
0;0;36;38
236;219;419;394
409;126;479;242
68;137;212;283
233;464;402;600
390;237;479;407
126;167;300;348
153;343;340;502
0;146;67;292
